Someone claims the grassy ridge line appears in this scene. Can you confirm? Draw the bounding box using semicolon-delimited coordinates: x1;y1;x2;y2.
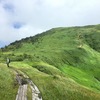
1;25;100;52
0;25;100;100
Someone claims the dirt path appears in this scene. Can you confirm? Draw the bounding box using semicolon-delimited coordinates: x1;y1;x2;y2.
15;71;42;100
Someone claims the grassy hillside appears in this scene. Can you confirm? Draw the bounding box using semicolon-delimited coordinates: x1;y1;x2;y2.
0;63;17;100
0;24;100;100
10;61;100;100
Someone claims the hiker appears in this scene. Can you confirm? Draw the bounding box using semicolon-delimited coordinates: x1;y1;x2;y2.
6;58;10;67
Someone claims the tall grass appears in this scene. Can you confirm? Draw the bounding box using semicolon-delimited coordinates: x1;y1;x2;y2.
0;63;18;100
10;62;100;100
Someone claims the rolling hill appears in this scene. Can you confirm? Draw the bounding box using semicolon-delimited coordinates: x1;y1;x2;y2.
0;24;100;100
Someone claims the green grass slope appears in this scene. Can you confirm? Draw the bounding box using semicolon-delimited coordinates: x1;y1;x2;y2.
0;24;100;100
0;63;17;100
10;61;100;100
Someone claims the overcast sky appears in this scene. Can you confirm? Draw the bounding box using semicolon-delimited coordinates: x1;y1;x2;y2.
0;0;100;47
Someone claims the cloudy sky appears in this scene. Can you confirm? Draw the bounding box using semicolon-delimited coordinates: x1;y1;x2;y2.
0;0;100;47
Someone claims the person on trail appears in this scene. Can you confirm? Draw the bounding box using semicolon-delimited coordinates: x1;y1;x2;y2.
6;58;10;67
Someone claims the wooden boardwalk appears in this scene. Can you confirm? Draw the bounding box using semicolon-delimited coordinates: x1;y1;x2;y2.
29;80;42;100
15;72;42;100
16;85;27;100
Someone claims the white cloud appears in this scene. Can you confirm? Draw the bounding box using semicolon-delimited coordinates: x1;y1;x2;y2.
43;0;66;7
0;0;100;47
17;25;44;39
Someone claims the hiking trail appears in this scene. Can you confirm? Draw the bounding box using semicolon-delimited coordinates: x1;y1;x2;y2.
14;69;42;100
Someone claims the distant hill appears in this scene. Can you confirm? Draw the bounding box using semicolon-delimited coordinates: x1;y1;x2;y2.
0;24;100;100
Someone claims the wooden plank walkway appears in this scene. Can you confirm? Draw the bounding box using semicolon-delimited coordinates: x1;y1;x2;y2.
29;80;42;100
16;85;27;100
15;71;42;100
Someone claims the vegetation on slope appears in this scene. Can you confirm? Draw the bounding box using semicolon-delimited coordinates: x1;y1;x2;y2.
10;62;100;100
0;24;100;100
0;63;18;100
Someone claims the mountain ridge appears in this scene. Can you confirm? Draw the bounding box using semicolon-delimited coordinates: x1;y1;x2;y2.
0;24;100;100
